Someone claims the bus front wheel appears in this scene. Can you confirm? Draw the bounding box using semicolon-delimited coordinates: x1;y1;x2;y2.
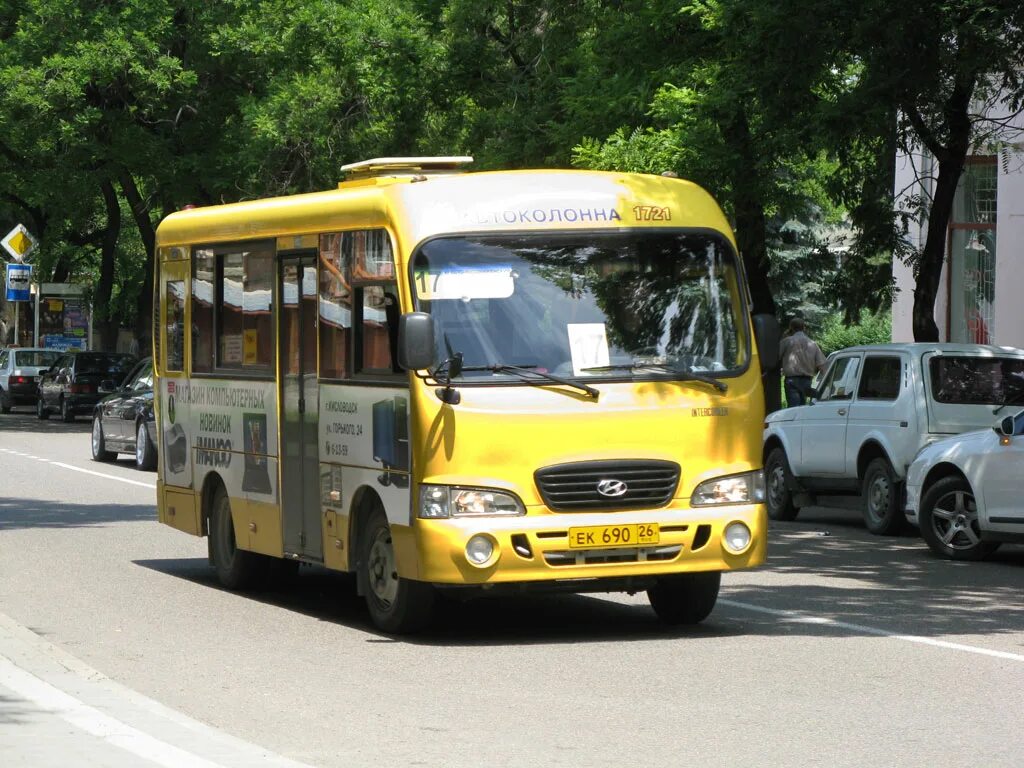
209;486;263;590
359;509;435;634
647;571;721;625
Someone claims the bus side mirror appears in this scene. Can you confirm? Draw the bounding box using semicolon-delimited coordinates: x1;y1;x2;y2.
753;314;781;371
398;312;438;371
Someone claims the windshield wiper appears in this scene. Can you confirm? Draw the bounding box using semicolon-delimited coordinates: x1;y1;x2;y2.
581;362;728;393
461;363;600;399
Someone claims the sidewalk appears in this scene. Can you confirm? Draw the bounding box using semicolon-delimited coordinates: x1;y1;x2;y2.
0;612;314;768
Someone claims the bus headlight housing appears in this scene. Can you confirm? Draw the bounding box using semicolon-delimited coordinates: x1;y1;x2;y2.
690;471;766;507
418;485;525;519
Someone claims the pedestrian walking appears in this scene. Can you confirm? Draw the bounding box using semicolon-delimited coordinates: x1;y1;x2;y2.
780;317;826;408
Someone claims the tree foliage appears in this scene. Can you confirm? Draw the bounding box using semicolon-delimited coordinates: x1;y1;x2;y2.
1;0;1022;347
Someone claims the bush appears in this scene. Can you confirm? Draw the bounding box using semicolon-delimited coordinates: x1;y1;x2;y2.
816;310;892;357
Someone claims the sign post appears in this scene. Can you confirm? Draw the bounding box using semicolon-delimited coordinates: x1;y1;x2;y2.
5;263;33;345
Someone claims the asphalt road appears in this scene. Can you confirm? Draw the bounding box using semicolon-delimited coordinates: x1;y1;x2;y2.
1;408;1022;767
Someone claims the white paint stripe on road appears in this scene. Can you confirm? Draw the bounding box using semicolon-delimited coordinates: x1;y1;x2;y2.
0;655;228;768
47;461;156;489
2;447;155;489
721;598;1024;663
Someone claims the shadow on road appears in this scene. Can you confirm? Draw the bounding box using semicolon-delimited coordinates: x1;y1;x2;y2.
0;694;38;726
135;502;1024;647
0;496;154;530
133;556;722;646
0;409;92;435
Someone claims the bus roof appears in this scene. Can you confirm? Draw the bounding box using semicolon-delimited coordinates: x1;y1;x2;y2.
155;169;734;255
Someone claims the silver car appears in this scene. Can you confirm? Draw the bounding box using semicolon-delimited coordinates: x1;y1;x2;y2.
0;347;61;413
904;409;1024;561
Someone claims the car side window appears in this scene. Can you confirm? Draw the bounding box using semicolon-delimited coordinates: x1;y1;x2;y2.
132;361;154;391
0;351;7;369
817;356;860;401
857;356;902;400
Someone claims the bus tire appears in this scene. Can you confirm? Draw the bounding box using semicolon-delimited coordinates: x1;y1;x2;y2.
647;571;721;625
209;485;263;590
359;508;435;634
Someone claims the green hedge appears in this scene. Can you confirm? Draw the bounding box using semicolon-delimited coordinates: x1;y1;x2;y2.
815;311;892;357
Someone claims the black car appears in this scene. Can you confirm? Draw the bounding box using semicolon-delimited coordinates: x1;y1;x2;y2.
90;357;156;470
37;351;137;423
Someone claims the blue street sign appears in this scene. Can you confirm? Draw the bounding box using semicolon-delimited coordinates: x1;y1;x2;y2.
5;263;32;301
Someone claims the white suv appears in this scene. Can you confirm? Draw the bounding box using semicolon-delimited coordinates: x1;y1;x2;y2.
763;343;1024;534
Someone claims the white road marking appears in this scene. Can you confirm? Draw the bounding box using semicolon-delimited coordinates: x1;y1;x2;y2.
721;598;1024;663
47;461;156;489
0;655;228;768
0;448;156;488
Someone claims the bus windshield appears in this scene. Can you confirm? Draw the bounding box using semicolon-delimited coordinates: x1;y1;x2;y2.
411;231;749;381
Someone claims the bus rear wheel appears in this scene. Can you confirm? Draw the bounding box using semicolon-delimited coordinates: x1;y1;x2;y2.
647;571;721;625
359;508;435;634
209;486;263;590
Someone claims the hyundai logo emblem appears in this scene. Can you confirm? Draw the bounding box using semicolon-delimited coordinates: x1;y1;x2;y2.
596;479;628;497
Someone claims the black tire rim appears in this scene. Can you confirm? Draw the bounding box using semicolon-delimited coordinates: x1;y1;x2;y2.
930;489;982;550
214;497;237;566
367;526;399;609
767;461;787;510
865;471;891;523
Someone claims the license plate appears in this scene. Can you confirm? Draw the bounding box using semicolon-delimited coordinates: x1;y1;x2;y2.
568;523;659;549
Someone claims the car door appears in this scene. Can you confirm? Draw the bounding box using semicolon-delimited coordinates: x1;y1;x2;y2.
0;350;9;391
41;355;67;407
977;409;1024;532
798;353;861;476
119;360;153;443
846;354;908;474
99;361;134;442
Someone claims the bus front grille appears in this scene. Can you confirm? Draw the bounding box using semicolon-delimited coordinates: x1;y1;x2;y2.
543;545;683;567
534;460;680;511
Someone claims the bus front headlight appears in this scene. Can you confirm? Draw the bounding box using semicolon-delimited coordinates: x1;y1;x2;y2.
418;485;525;519
690;471;766;507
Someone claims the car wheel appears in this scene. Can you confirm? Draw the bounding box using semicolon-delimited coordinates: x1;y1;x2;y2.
647;571;721;625
359;507;435;633
36;396;50;420
862;457;905;535
209;485;264;590
91;416;115;462
135;421;157;471
0;389;10;414
765;447;799;521
60;397;74;423
919;475;1000;561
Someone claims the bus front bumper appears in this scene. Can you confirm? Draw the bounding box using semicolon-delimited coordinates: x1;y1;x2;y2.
411;503;767;586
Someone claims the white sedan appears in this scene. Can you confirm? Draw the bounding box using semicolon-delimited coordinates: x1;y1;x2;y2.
905;411;1024;560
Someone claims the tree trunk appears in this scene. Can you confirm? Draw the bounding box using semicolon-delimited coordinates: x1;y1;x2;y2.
911;155;965;341
94;179;121;351
724;109;781;412
118;170;155;342
908;76;973;342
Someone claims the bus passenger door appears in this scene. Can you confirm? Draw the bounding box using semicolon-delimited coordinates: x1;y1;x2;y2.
279;256;322;560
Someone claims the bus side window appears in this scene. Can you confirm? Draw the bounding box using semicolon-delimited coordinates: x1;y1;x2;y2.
319;233;351;379
349;229;401;377
358;284;400;374
192;250;215;373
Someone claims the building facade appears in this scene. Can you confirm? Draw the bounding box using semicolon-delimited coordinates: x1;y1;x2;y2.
893;108;1024;347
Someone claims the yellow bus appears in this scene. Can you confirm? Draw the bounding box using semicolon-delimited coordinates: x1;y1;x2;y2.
152;157;780;633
